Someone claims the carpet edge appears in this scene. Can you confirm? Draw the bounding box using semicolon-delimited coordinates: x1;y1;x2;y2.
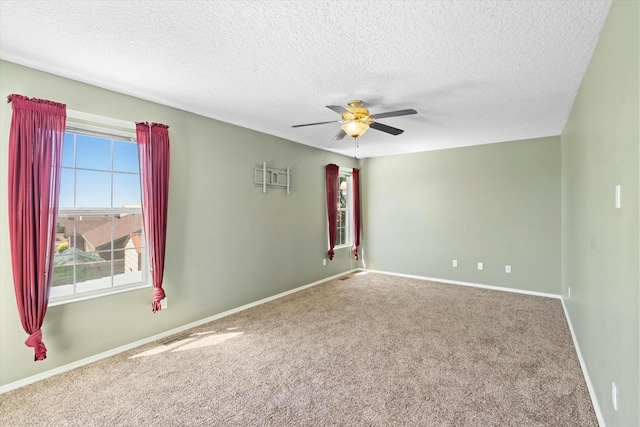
364;269;561;299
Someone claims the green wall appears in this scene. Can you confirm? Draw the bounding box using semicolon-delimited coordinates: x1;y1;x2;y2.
0;60;359;387
561;0;639;426
361;136;561;294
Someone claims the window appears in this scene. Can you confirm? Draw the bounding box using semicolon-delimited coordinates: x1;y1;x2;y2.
50;114;148;304
335;171;352;248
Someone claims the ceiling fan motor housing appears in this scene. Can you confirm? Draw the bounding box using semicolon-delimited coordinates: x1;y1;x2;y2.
343;100;370;123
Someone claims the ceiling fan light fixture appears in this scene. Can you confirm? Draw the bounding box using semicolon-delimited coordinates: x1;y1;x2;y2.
341;121;369;138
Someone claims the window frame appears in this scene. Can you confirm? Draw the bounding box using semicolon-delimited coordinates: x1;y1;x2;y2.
334;168;353;250
49;111;150;306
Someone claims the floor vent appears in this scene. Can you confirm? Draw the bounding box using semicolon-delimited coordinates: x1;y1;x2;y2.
161;334;190;346
339;275;352;281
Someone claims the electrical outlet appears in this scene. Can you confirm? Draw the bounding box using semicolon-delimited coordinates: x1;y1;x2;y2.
568;287;571;299
323;258;326;266
452;260;458;267
505;265;511;273
160;298;168;310
615;185;621;208
612;382;618;410
477;262;483;271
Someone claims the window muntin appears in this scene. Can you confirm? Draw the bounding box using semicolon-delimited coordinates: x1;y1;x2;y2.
335;171;351;248
51;127;148;304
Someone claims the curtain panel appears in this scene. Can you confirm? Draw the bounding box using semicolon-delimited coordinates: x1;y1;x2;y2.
325;164;339;260
7;94;66;361
136;122;170;312
352;168;361;260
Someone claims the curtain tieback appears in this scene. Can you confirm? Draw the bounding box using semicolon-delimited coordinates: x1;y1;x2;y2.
25;329;47;361
152;287;166;313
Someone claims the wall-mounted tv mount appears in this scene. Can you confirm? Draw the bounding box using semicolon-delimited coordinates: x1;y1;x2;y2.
254;162;292;194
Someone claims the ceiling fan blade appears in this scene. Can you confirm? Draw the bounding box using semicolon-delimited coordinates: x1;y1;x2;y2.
332;129;346;140
292;120;340;128
326;105;350;115
369;121;404;135
369;109;417;120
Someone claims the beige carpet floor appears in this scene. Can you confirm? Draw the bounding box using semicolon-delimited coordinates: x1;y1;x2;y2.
0;272;597;426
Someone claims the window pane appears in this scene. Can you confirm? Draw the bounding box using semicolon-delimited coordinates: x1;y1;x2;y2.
121;232;144;274
52;263;74;287
54;213;72;248
53;250;112;296
53;215;73;289
114;247;144;287
76;135;112;170
75;255;112;294
114;141;139;173
335;173;350;247
53;213;74;282
113;173;141;207
74;214;113;252
51;264;75;299
59;168;74;208
62;133;75;167
76;170;111;207
107;213;143;256
338;176;348;208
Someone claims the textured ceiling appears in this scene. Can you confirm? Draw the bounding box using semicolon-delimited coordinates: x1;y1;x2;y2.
0;0;612;158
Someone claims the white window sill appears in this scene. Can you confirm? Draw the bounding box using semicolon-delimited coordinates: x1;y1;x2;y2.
334;244;352;250
49;281;151;307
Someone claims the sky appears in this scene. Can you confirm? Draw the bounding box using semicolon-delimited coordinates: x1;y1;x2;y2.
59;133;141;209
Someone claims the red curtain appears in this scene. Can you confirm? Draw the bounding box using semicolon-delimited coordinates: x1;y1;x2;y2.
136;122;170;312
7;94;66;361
325;164;339;260
352;168;361;260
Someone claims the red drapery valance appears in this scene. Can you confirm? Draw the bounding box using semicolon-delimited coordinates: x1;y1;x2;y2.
325;164;339;260
136;122;170;312
7;94;66;361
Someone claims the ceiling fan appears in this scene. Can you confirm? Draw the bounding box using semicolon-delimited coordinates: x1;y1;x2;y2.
292;100;417;140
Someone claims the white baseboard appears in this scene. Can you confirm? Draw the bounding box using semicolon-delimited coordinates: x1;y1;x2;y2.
0;269;358;394
365;269;561;299
561;298;606;427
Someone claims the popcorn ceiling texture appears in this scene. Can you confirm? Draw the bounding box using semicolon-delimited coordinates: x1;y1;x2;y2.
0;0;612;158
